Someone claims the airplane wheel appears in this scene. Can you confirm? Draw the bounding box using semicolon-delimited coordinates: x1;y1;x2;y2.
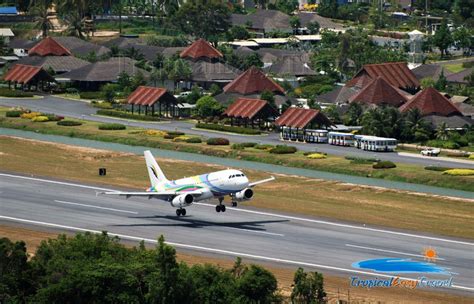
182;209;186;216
216;205;221;212
176;209;181;216
221;205;226;212
232;202;237;207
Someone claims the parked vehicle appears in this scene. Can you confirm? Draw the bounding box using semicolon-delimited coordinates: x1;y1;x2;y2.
421;148;441;156
354;135;398;152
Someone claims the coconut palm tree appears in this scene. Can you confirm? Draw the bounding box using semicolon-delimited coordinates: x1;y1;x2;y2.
435;122;449;140
31;0;54;38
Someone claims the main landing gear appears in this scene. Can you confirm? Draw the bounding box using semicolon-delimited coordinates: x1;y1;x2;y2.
216;197;226;213
176;208;186;216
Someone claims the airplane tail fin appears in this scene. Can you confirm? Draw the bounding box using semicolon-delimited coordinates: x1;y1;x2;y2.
144;150;168;188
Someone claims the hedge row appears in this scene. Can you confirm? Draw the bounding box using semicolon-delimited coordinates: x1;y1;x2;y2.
424;166;452;172
98;123;126;130
269;145;297;154
442;169;474;176
0;88;34;98
206;137;230;145
57;120;82;126
96;109;161;121
186;137;202;143
195;123;261;135
6;110;24;117
80;92;103;100
372;161;397;169
232;142;258;150
345;156;379;164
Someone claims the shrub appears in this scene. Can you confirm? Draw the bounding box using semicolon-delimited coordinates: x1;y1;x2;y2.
269;145;297;154
185;137;202;143
93;102;114;109
57;120;82;126
469;154;474;160
31;115;49;122
6;110;24;117
345;156;379;164
372;161;397;169
307;153;327;159
442;169;474;176
163;131;185;139
20;112;41;119
232;143;244;150
240;142;257;148
206;137;230;145
96;109;161;121
79;91;103;100
255;144;274;150
0;88;34;98
425;166;452;172
43;113;63;121
143;129;166;136
172;135;191;142
65;87;79;94
98;123;126;130
195;123;261;135
425;140;460;149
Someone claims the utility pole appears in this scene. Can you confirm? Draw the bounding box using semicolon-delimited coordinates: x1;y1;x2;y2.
425;0;428;34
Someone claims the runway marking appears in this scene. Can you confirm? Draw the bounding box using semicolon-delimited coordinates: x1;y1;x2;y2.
345;244;446;261
54;200;138;215
0;215;472;293
1;173;473;247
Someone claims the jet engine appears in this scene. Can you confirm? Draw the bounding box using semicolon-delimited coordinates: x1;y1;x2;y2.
171;194;194;207
234;188;253;201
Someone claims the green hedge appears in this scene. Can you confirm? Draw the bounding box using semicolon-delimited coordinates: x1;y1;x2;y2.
195;123;261;135
43;113;64;121
255;144;274;150
207;137;230;145
425;140;460;149
5;110;24;117
186;137;202;143
373;161;397;169
57;120;82;126
98;123;126;130
269;145;297;154
345;156;379;164
80;91;103;100
425;166;452;172
231;142;257;150
96;109;161;121
0;88;34;98
164;131;185;139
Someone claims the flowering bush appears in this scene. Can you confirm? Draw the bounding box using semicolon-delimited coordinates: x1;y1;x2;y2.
206;138;230;145
31;116;49;122
442;169;474;176
307;153;327;159
172;136;191;142
144;130;166;136
21;112;41;119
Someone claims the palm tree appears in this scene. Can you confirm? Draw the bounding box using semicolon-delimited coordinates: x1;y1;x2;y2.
435;122;449;140
158;0;181;15
403;109;432;142
64;12;85;38
31;0;54;38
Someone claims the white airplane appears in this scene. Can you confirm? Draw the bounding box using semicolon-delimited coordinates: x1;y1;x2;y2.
103;150;275;216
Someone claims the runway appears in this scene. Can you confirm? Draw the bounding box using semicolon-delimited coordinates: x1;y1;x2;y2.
0;173;473;294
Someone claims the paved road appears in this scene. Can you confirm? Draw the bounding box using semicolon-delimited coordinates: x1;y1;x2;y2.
1;173;473;294
1;96;473;169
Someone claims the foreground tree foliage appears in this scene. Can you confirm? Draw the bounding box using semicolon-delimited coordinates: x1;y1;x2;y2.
0;233;306;303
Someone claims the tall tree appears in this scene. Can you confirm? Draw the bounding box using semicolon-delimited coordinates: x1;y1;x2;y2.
433;20;454;58
291;268;326;304
31;0;54;38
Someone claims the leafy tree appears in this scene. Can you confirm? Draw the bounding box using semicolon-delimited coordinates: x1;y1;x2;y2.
189;264;235;303
153;53;165;69
260;90;277;109
433;20;454;58
242;53;263;70
306;21;320;34
291;268;326;304
196;96;223;117
290;16;301;32
255;0;268;9
236;265;279;304
421;77;436;88
117;71;132;91
274;0;299;14
209;84;223;96
452;27;473;55
31;0;54;38
101;83;120;102
323;104;341;124
343;102;363;126
173;1;231;42
131;71;147;91
402;108;433;142
227;25;250;41
318;0;338;18
361;107;403;138
453;0;474;27
435;69;447;91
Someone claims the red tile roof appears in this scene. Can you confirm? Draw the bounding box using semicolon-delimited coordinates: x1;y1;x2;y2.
180;39;223;60
346;73;372;89
347;62;420;90
224;98;278;119
127;86;168;106
3;64;52;84
276;107;332;128
399;87;462;116
28;37;72;56
349;77;408;107
223;66;285;95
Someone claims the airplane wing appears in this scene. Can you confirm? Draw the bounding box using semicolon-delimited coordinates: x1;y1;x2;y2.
98;190;204;200
249;176;275;188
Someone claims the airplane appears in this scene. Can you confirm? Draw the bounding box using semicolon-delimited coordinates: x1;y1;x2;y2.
102;150;275;216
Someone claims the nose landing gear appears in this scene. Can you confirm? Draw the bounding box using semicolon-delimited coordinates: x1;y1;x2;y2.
176;208;186;216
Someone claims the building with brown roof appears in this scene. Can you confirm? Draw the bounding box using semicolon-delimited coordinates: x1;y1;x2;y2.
3;64;55;90
127;86;178;117
231;10;292;36
399;87;462;117
446;68;473;85
28;37;72;56
348;77;409;107
223;97;279;129
347;62;420;93
264;55;316;83
17;55;90;74
276;107;332;129
180;39;223;61
223;66;284;95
